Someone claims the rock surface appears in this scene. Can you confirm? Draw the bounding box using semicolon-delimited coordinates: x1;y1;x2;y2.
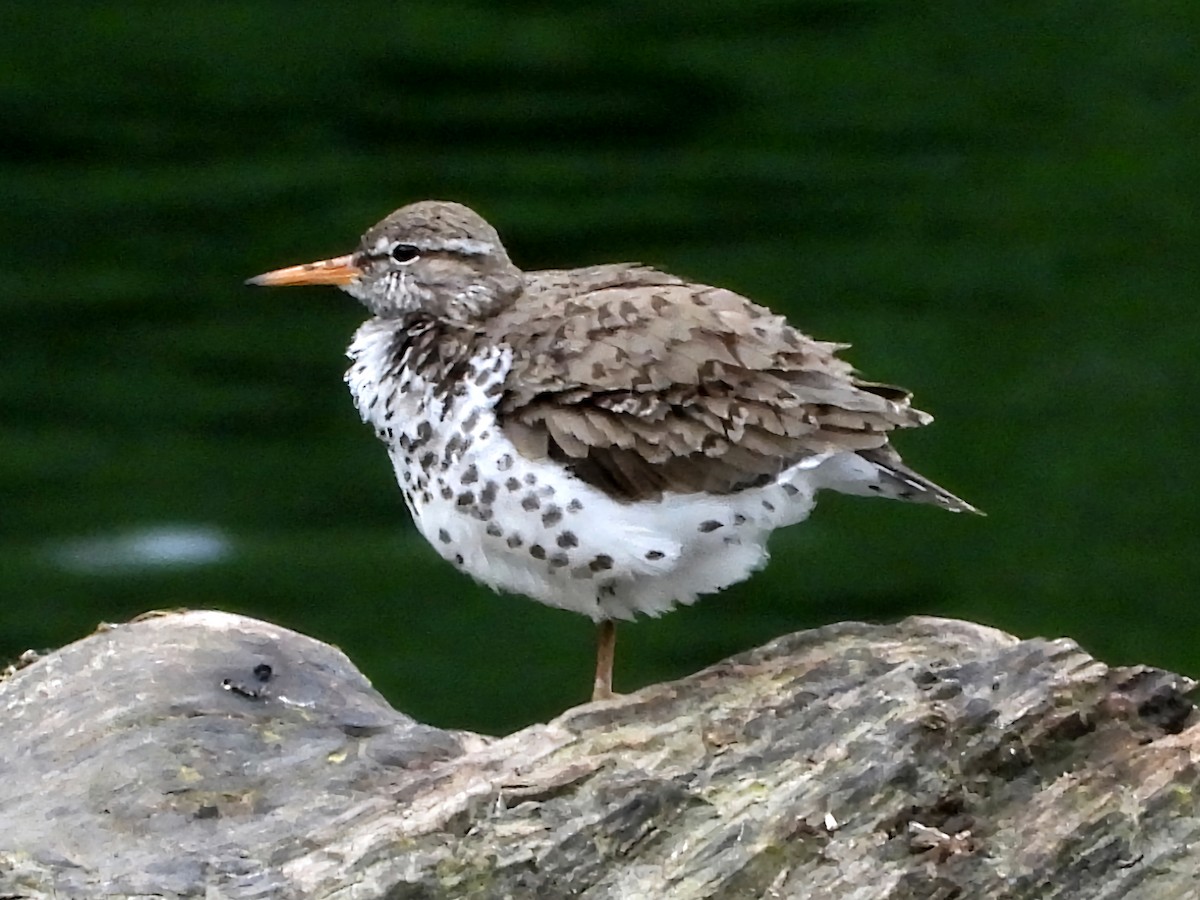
1;611;1197;899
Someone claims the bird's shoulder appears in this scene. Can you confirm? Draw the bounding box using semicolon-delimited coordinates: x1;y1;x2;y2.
491;263;845;393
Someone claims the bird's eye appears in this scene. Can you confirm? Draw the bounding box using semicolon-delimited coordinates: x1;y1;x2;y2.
390;243;420;264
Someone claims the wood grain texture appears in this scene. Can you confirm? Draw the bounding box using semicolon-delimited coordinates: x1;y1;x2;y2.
3;611;1195;899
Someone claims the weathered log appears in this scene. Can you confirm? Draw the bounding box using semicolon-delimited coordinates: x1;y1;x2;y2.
1;610;1196;899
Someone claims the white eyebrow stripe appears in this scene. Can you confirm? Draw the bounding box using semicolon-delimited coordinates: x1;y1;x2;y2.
432;238;495;256
367;236;495;257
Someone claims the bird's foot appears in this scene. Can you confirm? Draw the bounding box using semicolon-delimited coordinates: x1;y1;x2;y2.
591;681;623;702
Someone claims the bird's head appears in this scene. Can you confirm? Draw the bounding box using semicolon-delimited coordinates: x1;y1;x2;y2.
248;200;524;322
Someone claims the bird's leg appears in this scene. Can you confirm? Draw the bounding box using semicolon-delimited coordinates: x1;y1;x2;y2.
592;620;617;701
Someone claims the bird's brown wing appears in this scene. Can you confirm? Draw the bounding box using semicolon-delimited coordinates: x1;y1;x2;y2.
486;264;932;501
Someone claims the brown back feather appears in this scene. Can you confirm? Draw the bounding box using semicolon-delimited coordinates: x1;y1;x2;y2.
487;264;932;501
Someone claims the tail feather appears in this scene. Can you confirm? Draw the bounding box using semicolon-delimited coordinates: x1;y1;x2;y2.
810;446;982;514
858;446;981;514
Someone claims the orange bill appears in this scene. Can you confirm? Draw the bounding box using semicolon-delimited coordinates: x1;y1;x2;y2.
246;254;360;287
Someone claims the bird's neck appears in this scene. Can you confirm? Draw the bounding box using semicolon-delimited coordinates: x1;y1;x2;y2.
375;313;489;391
345;314;511;450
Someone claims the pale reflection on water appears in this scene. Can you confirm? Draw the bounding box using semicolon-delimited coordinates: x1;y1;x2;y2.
47;526;233;573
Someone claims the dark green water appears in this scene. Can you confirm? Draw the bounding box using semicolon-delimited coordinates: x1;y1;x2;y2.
2;2;1197;733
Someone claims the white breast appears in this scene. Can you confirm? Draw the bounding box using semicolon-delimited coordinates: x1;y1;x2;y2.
345;319;823;621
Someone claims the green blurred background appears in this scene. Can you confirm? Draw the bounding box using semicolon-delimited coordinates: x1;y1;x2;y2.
2;2;1197;734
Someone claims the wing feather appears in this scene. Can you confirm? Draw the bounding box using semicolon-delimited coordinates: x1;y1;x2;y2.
486;264;932;500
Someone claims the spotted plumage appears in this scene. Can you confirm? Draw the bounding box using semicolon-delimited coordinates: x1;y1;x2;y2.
249;200;979;701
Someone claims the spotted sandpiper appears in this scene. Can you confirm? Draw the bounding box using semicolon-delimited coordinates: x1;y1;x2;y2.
249;201;978;701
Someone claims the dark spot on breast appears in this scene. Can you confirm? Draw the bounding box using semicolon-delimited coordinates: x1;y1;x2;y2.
549;553;570;568
441;485;454;499
645;549;665;560
480;481;498;504
462;408;481;432
524;473;537;485
497;454;513;471
457;491;475;506
507;534;524;548
733;514;746;525
567;499;583;512
782;484;799;497
505;477;521;492
762;499;775;511
530;544;546;560
557;531;578;549
698;520;723;533
419;452;436;470
590;554;614;572
438;529;451;544
461;464;479;484
541;506;562;527
868;484;883;492
454;553;464;565
486;522;503;537
521;494;540;511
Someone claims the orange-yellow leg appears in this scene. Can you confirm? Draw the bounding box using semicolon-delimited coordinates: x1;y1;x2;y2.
592;620;617;701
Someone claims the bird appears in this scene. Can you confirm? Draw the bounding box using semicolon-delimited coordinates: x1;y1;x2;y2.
248;200;978;702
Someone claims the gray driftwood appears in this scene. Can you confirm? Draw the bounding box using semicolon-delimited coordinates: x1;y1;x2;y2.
1;611;1197;899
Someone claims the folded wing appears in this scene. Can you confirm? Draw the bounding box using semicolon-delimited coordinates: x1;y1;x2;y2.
487;264;935;502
